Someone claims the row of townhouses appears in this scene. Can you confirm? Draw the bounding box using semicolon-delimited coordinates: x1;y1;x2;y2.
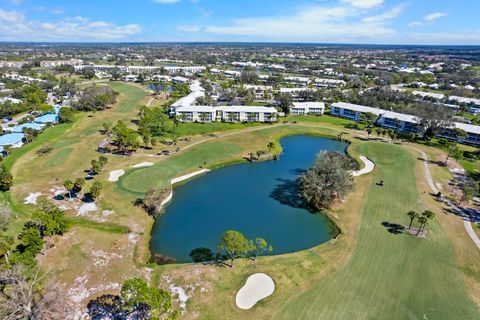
172;105;279;123
74;64;206;75
330;102;480;146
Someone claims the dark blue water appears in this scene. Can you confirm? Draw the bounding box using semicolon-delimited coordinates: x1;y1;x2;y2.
150;135;348;263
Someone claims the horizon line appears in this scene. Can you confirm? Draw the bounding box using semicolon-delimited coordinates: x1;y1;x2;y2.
0;41;479;47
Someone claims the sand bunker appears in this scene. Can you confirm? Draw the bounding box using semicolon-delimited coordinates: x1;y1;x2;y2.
24;192;42;204
108;170;125;182
236;273;275;310
132;162;154;168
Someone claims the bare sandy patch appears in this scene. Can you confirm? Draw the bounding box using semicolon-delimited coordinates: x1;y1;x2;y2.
24;192;42;204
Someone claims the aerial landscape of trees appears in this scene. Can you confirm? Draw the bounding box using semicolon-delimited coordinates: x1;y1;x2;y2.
72;85;118;112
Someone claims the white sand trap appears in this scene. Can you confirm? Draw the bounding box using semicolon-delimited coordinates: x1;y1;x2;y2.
24;192;42;204
236;273;275;310
108;170;125;182
352;156;375;177
132;162;154;168
77;202;97;216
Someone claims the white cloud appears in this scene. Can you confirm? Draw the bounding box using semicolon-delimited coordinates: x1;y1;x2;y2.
363;5;404;23
0;9;23;23
9;0;22;5
340;0;384;9
0;10;142;41
178;25;200;32
409;11;448;27
424;12;448;22
203;5;395;42
152;0;181;3
51;7;65;15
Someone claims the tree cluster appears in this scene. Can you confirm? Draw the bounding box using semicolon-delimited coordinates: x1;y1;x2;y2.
72;85;118;112
297;151;356;210
87;277;178;320
4;199;70;267
216;230;272;267
111;121;140;155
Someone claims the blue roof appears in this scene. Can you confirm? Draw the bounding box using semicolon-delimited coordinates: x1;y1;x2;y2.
35;114;59;123
0;133;24;146
12;122;45;133
54;105;61;114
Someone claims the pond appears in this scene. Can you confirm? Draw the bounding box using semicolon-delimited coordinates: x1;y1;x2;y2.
149;83;173;93
150;135;348;263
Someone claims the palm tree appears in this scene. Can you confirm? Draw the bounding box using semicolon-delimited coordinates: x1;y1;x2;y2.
422;210;435;225
407;211;418;229
416;216;428;235
267;141;275;152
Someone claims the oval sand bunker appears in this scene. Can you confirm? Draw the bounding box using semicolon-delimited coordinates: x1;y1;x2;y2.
108;170;125;182
236;273;275;310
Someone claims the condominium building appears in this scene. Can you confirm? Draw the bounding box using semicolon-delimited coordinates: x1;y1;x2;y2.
290;102;325;115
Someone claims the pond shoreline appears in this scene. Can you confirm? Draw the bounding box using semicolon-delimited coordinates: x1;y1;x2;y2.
149;134;356;263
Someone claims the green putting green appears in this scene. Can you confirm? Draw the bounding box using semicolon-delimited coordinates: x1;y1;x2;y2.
278;142;479;319
116;141;242;196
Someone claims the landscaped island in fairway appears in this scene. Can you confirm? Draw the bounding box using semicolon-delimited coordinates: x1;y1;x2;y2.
149;136;345;262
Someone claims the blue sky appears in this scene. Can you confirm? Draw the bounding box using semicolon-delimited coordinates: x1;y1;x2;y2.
0;0;478;44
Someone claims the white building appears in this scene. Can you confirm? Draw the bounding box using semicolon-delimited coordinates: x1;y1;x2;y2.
284;76;310;87
0;97;22;104
438;122;480;146
218;106;278;123
173;105;278;123
314;78;346;88
40;59;83;67
330;102;383;121
412;91;445;101
172;76;190;84
124;74;137;82
175;106;216;122
224;70;242;78
290;102;325;115
170;80;205;111
151;75;172;82
448;96;480;107
74;64;205;75
0;61;27;68
377;111;419;133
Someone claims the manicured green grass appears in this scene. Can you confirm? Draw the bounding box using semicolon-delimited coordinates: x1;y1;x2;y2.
45;148;74;167
116;141;242;196
287;114;361;127
105;81;149;113
2;121;76;171
68;217;130;234
278;142;479;319
175;122;263;137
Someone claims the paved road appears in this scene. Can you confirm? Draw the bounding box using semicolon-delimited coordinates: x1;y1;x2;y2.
409;145;480;250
